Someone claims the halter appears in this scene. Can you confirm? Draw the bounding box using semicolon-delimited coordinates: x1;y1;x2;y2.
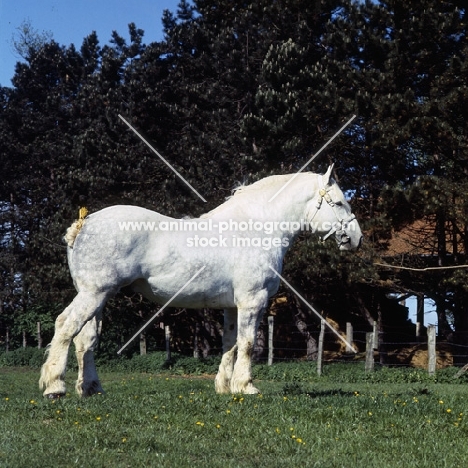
309;176;356;247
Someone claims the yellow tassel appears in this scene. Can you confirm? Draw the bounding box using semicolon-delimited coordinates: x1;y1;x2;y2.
79;207;88;220
75;207;88;231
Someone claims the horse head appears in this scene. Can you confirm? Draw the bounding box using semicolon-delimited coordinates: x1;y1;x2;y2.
308;164;363;250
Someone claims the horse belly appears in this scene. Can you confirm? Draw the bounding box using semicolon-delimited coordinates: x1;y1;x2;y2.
142;274;236;310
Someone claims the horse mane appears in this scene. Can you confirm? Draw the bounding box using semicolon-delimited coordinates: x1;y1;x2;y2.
231;174;294;196
201;173;313;219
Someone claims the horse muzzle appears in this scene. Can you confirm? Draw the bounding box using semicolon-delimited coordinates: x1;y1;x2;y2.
337;217;363;250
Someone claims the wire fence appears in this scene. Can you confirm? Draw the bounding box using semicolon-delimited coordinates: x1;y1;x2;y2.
3;318;468;371
122;319;468;372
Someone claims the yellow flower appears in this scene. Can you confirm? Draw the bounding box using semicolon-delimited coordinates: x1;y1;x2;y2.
216;424;221;429
122;438;127;443
96;416;101;421
439;400;444;404
4;397;8;401
447;409;452;413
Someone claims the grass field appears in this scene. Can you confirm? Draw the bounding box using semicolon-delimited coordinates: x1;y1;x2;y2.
2;358;468;467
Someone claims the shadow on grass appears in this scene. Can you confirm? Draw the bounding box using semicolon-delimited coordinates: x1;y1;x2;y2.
306;389;356;399
282;381;355;398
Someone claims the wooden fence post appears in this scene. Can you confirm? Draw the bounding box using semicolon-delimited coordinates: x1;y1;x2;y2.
428;325;436;375
365;332;374;372
165;325;171;362
346;322;353;353
317;319;325;376
372;320;379;350
193;323;200;359
268;316;274;366
37;322;42;349
139;333;147;355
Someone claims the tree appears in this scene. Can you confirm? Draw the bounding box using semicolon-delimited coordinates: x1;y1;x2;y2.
11;19;53;60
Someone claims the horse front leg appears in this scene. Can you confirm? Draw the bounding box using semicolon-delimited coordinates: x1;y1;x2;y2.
39;291;109;398
73;312;104;397
215;308;238;394
230;306;265;394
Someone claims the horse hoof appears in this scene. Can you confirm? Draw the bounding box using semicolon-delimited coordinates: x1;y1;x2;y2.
45;393;65;399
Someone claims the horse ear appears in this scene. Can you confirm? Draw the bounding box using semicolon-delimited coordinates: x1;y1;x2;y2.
323;163;335;186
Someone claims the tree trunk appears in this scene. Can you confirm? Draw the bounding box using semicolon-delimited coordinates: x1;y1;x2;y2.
293;297;318;360
453;291;468;366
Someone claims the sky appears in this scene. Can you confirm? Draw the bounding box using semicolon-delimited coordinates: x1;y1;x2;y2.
0;0;181;86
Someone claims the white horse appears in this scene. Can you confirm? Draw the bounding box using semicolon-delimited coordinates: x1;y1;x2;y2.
39;165;362;397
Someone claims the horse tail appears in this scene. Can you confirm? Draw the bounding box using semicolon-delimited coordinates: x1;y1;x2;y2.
64;207;88;248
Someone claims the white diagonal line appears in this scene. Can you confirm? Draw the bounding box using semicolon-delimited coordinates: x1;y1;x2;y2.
117;265;207;354
269;266;357;353
118;114;207;202
268;115;357;202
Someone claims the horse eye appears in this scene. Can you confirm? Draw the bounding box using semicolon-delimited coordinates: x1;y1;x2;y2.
335;201;343;206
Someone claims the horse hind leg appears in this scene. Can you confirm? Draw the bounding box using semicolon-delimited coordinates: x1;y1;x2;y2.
73;311;104;397
215;308;237;394
39;291;109;398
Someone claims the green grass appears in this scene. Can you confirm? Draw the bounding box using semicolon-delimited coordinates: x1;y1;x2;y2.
2;359;468;467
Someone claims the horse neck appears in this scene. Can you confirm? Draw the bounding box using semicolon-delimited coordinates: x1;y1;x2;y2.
263;174;319;222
